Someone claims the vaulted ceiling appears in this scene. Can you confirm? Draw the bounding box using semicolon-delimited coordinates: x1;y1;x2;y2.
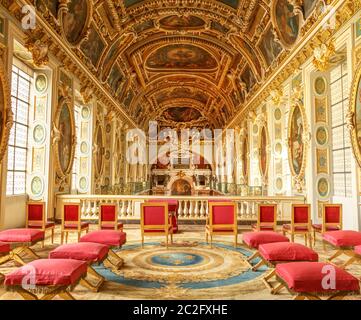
32;0;321;129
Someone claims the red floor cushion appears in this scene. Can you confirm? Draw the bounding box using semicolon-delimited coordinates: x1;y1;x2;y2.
49;242;109;263
80;230;126;247
0;242;10;254
276;262;359;293
312;224;340;231
259;242;318;262
322;230;361;247
243;231;289;249
4;259;87;286
0;229;44;243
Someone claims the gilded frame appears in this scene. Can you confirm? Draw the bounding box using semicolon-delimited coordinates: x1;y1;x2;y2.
258;124;269;179
271;0;301;50
0;57;13;164
53;98;76;180
60;0;93;48
348;61;361;168
94;122;105;178
287;102;308;187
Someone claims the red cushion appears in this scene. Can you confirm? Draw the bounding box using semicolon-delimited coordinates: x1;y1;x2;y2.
0;229;44;243
63;222;89;230
80;230;126;247
243;231;289;249
322;230;361;247
100;205;116;222
259;206;275;223
64;204;80;222
211;205;234;225
27;221;55;229
0;242;10;254
4;259;87;286
252;224;275;231
293;206;309;223
49;242;108;263
27;203;44;221
276;262;359;293
282;224;309;231
100;222;123;230
259;242;318;262
312;224;340;231
143;206;166;225
325;206;341;223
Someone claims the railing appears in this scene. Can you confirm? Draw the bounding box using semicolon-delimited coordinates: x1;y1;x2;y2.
56;195;305;221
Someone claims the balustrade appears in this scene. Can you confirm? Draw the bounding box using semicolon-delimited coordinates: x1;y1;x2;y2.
56;195;305;221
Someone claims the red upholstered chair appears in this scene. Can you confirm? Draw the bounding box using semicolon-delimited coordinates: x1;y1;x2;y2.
26;201;55;244
99;204;123;231
206;202;237;248
141;202;173;248
312;204;342;247
252;204;277;231
282;204;312;247
61;203;89;244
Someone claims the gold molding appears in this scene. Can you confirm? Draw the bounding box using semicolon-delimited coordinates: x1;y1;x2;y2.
348;60;361;168
0;54;13;164
52;97;76;187
287;101;309;192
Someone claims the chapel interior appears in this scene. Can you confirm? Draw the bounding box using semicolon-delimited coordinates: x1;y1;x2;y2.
0;0;361;301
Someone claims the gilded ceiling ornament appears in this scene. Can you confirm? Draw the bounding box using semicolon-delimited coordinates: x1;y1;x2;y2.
270;89;283;106
80;85;93;104
312;40;344;72
24;33;50;67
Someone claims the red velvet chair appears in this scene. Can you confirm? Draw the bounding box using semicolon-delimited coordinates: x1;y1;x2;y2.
282;204;312;247
312;204;342;247
252;204;277;231
141;202;173;248
26;201;55;244
206;202;237;248
99;204;123;231
61;203;89;244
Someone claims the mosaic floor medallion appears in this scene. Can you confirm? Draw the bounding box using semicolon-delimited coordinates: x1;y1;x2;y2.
94;241;268;299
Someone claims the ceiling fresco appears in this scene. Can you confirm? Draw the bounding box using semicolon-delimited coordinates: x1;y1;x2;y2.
25;0;326;128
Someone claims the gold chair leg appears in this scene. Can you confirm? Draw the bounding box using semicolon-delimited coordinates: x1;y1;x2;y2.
17;288;39;300
252;259;266;271
22;247;40;259
51;228;54;244
272;282;285;295
106;250;124;269
58;291;76;300
327;249;343;263
79;266;105;293
61;231;64;245
65;232;68;244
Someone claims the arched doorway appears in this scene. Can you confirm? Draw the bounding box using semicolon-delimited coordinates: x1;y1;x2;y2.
171;179;192;195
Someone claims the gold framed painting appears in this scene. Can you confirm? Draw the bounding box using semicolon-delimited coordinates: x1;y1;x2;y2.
271;0;300;49
287;102;308;184
349;61;361;169
60;0;93;47
0;58;13;164
53;99;76;179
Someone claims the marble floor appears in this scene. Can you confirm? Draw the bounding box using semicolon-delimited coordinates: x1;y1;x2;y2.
0;224;361;300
